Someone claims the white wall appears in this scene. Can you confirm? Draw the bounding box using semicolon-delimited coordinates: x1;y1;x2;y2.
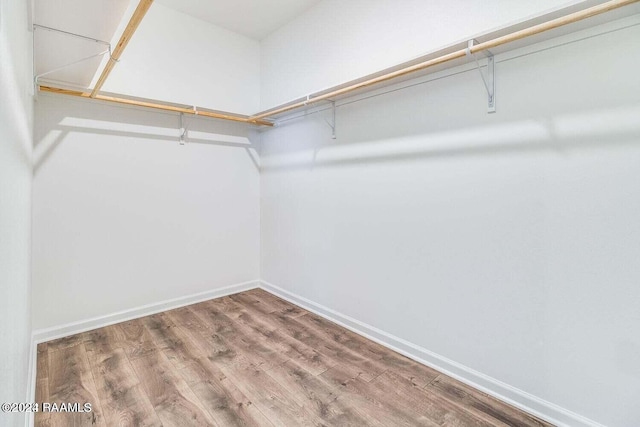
260;14;640;427
102;2;261;115
32;94;260;330
0;0;33;425
260;0;589;109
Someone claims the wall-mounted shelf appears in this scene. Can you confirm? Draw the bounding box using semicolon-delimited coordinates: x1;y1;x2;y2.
38;86;274;126
249;0;640;123
39;0;640;128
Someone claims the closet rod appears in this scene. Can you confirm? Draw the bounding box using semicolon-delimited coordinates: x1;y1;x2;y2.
90;0;154;98
249;0;638;121
39;86;274;126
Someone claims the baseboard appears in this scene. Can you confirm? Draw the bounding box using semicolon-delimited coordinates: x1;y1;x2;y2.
31;280;260;344
25;339;37;427
26;278;603;427
259;280;605;427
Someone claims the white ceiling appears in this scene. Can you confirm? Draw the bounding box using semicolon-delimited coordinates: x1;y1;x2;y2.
155;0;322;40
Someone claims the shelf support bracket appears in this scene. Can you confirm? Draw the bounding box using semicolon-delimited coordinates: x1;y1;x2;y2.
466;39;495;113
34;49;111;86
179;113;187;145
324;101;336;139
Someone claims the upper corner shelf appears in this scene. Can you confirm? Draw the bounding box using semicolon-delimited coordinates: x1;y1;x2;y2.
38;0;640;127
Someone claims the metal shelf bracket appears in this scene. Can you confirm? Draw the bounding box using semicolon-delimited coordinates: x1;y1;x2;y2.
466;39;496;113
179;113;187;145
32;25;113;99
324;101;336;139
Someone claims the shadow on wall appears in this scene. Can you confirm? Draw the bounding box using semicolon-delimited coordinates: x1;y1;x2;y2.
261;100;640;172
0;29;32;166
33;94;261;174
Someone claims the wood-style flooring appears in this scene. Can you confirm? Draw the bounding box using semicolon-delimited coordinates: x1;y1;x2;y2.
35;288;554;426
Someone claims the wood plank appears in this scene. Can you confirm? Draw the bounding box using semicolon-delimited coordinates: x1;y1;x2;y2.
230;294;386;381
190;301;290;371
47;343;106;427
297;312;439;387
243;289;308;318
83;321;155;362
266;360;374;426
206;295;248;320
83;325;128;363
188;301;239;334
366;369;495;427
144;310;242;378
192;296;332;377
222;296;284;332
166;306;212;333
45;334;82;352
266;311;386;382
36;343;49;385
179;361;273;427
141;310;228;373
427;375;553;427
129;350;217;426
35;289;555;427
85;347;161;427
40;86;274;127
165;307;251;370
118;319;157;360
230;306;337;376
35;344;50;427
374;350;440;388
33;403;51;427
142;312;195;369
35;375;49;411
218;376;275;427
221;364;325;426
37;342;49;355
318;364;440;427
229;291;279;315
90;0;154;97
142;311;272;426
295;313;386;359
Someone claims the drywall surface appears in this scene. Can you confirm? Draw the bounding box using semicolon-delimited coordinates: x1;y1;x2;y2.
0;0;33;425
260;17;640;427
260;0;589;109
102;2;261;115
32;94;260;330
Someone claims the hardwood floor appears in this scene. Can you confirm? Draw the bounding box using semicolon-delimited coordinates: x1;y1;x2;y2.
35;289;554;426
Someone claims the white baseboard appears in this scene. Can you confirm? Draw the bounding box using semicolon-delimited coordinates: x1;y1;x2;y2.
26;278;603;427
259;280;605;427
25;339;37;427
31;280;260;345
